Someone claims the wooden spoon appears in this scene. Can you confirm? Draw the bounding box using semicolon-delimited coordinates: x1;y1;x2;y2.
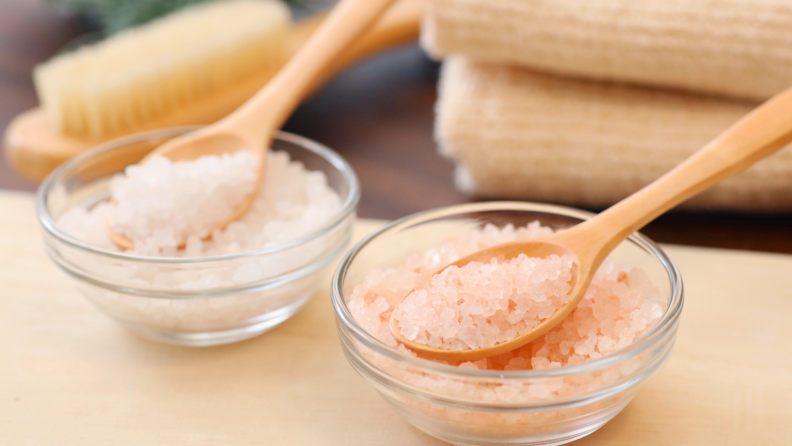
391;85;792;362
107;0;399;249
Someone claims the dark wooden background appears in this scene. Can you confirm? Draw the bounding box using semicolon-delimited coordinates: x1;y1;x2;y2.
5;0;792;253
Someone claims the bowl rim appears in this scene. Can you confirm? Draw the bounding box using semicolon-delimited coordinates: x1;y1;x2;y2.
331;201;683;379
36;127;360;264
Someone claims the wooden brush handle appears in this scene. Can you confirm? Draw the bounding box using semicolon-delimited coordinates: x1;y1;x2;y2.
575;86;792;258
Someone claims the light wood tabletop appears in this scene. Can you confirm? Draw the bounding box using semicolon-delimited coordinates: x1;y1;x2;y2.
1;190;791;445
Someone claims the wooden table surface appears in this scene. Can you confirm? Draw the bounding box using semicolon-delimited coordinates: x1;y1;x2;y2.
2;192;791;445
4;0;792;253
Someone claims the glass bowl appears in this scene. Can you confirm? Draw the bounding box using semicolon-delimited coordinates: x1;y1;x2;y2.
37;127;359;346
331;202;683;446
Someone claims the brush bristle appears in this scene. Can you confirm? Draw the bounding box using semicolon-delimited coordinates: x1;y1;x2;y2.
34;0;290;139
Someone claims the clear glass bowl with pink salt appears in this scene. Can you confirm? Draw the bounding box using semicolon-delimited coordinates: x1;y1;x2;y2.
37;127;359;346
331;202;683;446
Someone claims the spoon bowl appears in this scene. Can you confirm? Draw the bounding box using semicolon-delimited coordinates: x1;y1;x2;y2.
391;83;792;362
390;230;593;362
106;131;266;250
390;239;582;361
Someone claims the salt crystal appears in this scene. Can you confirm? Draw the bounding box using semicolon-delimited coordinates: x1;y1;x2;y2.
348;223;664;375
108;152;258;251
58;150;342;258
392;254;574;351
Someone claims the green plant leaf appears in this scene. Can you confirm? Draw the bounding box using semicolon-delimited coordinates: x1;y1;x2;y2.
46;0;305;35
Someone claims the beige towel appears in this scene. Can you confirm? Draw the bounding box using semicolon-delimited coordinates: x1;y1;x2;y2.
423;0;792;100
437;57;792;211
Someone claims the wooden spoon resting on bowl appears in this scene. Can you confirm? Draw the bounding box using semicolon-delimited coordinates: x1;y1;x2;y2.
107;0;399;250
391;85;792;362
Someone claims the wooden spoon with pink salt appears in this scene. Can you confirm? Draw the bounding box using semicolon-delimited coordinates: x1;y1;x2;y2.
391;85;792;362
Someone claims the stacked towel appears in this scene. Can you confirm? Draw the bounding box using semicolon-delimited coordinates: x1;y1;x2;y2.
425;0;792;210
424;0;792;100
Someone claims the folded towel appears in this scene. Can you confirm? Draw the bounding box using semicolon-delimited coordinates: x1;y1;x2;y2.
437;57;792;211
423;0;792;100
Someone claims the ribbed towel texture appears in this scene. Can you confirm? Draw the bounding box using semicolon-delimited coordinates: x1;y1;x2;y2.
437;58;792;211
423;0;792;100
427;0;792;210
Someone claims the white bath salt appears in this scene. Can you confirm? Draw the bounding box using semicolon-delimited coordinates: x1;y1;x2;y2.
108;151;258;253
348;223;664;372
392;254;575;350
59;150;343;257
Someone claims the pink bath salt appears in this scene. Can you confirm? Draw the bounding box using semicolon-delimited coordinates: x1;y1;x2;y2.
478;264;663;371
391;254;575;350
347;223;664;372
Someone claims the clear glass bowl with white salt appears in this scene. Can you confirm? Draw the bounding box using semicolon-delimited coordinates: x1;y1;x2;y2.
37;127;359;346
331;202;683;446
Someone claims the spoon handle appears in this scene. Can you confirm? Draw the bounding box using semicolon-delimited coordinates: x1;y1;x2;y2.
223;0;398;138
576;86;792;257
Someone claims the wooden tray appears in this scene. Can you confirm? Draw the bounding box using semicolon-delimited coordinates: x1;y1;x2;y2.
1;190;790;445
